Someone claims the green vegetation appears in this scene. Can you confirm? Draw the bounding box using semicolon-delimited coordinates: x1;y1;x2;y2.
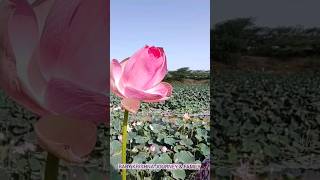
212;71;320;179
110;83;210;179
0;90;108;180
0;73;210;180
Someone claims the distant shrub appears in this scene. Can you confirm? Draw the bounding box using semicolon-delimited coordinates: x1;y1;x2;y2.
165;67;210;81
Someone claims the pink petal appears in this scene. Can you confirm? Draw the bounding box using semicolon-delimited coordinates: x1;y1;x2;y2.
38;0;109;94
121;46;168;90
144;82;173;102
32;0;56;34
123;82;172;102
31;0;52;7
146;82;173;96
67;167;87;180
0;1;47;116
110;60;122;83
34;115;97;163
36;0;80;80
110;59;125;98
7;0;40;100
27;50;48;105
121;98;141;114
124;86;163;101
0;1;12;35
44;78;108;125
0;62;48;115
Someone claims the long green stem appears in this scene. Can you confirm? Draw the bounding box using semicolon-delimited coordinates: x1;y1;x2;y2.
44;152;59;180
121;110;129;180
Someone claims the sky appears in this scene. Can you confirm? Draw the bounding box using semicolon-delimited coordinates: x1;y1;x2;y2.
111;0;210;70
212;0;320;28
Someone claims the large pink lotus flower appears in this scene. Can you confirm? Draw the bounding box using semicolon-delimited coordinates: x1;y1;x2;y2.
0;0;108;162
111;45;173;113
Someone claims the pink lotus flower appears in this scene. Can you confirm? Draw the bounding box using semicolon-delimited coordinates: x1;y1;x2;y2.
111;46;173;113
149;144;156;152
161;146;167;153
0;0;108;162
183;113;191;120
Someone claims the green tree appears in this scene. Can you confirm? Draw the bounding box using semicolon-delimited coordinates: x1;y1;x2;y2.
212;17;257;65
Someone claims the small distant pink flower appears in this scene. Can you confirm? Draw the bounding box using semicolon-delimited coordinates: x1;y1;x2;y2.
13;146;26;155
13;142;36;154
118;135;122;142
183;113;191;120
149;145;156;152
24;142;36;151
161;146;167;153
111;46;173;113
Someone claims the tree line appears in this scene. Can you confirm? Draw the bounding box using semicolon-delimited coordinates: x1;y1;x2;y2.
212;18;320;64
164;67;210;81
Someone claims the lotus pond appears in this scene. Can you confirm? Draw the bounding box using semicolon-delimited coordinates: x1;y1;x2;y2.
0;82;210;180
0;90;109;180
110;83;210;180
212;70;320;180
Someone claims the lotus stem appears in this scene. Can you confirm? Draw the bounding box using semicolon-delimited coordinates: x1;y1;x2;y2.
121;110;129;180
44;152;59;180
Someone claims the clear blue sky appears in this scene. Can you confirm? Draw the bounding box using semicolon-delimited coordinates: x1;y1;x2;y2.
111;0;210;70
